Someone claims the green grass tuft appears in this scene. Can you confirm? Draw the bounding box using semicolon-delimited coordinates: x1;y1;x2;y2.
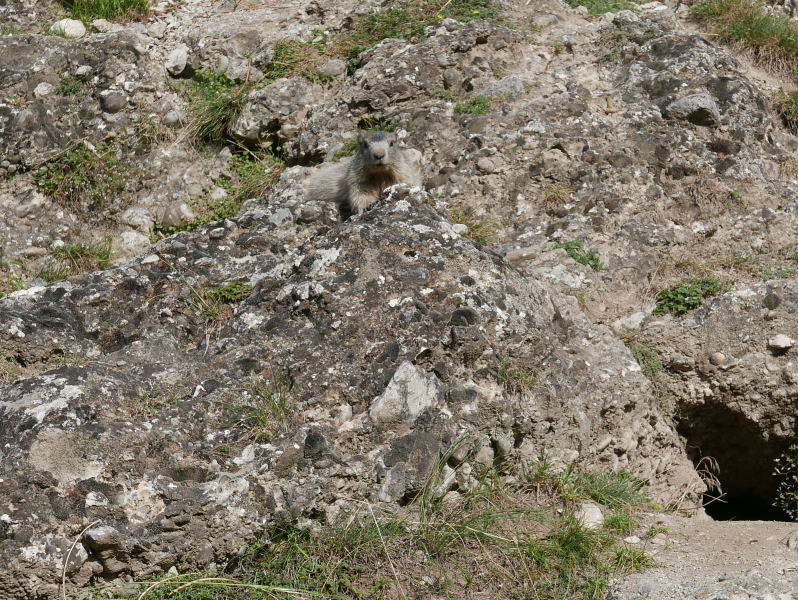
558;468;649;509
775;90;798;132
330;0;503;73
228;370;294;440
37;238;113;282
151;152;283;239
497;357;538;394
191;281;253;321
187;70;251;146
60;0;149;22
691;0;798;70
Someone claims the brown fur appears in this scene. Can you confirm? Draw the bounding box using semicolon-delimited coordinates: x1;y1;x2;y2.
307;131;422;219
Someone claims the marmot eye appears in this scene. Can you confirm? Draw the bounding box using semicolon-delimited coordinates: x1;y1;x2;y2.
389;141;394;146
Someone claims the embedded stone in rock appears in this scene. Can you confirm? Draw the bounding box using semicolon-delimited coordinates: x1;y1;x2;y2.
159;202;196;228
100;91;127;114
767;334;794;352
50;19;86;39
664;93;721;127
33;83;55;99
166;44;190;77
369;361;440;425
476;157;496;173
162;110;185;128
709;352;726;366
317;59;346;78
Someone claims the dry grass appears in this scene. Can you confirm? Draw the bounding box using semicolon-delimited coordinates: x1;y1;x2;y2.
691;0;798;75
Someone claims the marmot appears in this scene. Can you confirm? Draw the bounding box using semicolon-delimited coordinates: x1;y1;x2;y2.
306;131;422;220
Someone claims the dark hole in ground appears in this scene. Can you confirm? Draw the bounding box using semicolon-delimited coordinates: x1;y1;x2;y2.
703;491;792;521
678;401;793;521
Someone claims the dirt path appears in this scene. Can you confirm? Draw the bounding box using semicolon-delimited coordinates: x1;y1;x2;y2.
609;511;798;599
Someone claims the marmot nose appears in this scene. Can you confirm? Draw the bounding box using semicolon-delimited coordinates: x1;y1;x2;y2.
372;148;385;160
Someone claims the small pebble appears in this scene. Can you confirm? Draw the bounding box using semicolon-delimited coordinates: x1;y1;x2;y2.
476;157;496;173
767;334;794;351
709;351;726;366
624;536;641;544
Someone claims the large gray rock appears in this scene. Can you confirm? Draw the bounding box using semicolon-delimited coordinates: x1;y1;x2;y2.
0;187;701;595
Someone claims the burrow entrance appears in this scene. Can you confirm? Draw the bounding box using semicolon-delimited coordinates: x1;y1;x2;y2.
677;402;793;521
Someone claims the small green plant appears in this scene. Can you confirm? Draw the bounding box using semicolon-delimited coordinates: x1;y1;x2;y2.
36;262;72;283
453;95;491;116
773;443;798;521
654;277;730;316
497;357;538;394
208;281;254;303
151;195;241;240
132;114;175;154
552;240;604;271
565;0;641;14
625;341;663;381
59;0;149;22
760;263;798;280
598;50;622;63
331;138;360;162
449;207;498;244
51;238;112;269
56;73;83;96
434;88;457;101
187;70;251;145
192;281;253;320
775;90;798;131
229;152;284;201
646;525;668;537
324;0;502;73
34;142;126;214
0;275;26;298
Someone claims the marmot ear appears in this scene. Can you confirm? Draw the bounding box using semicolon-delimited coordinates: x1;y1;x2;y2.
357;134;366;146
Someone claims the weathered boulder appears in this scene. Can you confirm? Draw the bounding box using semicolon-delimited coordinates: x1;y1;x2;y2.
0;187;701;595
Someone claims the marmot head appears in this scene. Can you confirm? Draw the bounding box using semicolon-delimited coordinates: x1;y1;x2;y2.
358;131;396;166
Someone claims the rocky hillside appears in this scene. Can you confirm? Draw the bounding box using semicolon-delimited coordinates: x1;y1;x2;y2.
0;0;797;598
